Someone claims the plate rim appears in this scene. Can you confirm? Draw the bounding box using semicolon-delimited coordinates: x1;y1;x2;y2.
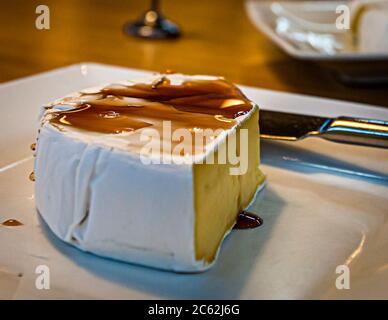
1;62;388;118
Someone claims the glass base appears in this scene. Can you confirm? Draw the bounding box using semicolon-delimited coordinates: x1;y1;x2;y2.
124;11;181;40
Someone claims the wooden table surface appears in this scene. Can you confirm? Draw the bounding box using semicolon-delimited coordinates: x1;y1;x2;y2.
0;0;387;107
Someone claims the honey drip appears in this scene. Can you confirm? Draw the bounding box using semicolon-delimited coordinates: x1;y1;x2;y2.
2;219;23;227
234;211;263;229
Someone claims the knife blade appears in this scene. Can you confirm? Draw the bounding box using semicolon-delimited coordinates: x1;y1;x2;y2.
259;110;388;148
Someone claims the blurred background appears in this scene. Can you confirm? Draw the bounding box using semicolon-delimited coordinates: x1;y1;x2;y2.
0;0;387;107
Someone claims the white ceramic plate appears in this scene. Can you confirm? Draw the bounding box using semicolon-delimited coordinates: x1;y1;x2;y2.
0;63;387;299
245;0;388;61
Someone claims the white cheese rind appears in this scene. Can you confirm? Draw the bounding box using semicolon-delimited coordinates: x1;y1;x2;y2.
35;124;207;271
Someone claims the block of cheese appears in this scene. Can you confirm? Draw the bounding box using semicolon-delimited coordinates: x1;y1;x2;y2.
34;73;265;272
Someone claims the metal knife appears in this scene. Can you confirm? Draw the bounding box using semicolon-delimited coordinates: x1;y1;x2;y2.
259;110;388;149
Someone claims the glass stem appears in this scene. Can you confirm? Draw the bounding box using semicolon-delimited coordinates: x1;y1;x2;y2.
151;0;160;11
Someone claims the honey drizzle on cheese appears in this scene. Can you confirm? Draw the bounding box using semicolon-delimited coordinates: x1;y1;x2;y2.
46;76;254;156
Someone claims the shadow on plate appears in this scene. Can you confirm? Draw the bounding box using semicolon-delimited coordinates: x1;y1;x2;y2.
261;140;388;185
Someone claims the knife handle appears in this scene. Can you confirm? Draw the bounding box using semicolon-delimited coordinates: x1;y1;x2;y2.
319;117;388;148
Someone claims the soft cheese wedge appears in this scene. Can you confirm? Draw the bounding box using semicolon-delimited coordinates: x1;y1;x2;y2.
34;73;265;272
